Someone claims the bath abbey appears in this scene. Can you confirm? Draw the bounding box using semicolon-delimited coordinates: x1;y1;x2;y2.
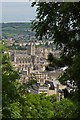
8;40;66;98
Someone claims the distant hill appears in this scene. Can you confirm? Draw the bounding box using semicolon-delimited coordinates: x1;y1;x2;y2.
2;22;35;40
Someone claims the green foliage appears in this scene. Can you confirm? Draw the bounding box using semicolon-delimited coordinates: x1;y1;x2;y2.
3;102;21;119
31;2;80;61
31;2;80;117
47;52;65;69
59;54;80;113
31;2;80;99
9;102;21;119
2;42;21;118
53;98;78;118
47;53;54;64
27;79;37;87
20;94;55;119
20;94;78;119
32;2;80;49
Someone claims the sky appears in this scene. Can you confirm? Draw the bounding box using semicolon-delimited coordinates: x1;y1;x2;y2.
2;2;36;23
1;0;34;2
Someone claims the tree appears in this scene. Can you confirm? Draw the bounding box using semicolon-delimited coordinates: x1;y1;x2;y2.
1;41;21;118
47;52;65;69
32;2;80;50
20;93;78;119
31;2;80;64
47;53;54;64
31;2;80;117
20;93;55;119
53;98;78;118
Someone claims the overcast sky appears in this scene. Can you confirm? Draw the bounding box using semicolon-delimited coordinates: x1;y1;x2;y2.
2;2;36;23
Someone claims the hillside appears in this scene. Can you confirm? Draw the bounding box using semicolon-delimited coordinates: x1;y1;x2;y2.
2;22;35;40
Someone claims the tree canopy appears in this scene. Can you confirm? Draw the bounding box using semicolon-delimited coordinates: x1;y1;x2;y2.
31;2;80;116
1;41;21;118
31;2;80;88
31;2;80;65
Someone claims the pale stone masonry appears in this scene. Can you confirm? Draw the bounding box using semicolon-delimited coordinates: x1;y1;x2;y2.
9;41;66;97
